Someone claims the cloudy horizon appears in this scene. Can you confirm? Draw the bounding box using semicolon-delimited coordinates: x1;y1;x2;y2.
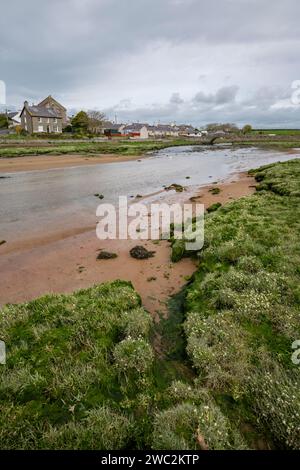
1;0;300;128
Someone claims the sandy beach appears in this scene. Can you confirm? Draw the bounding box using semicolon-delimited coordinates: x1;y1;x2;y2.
0;171;255;317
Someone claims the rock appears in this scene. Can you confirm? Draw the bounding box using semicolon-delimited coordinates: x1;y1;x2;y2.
94;194;104;199
97;251;118;260
0;240;6;246
130;246;155;259
135;194;143;198
209;187;221;195
185;176;191;179
165;183;185;192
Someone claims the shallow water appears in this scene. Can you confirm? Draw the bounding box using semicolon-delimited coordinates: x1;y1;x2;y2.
0;146;299;243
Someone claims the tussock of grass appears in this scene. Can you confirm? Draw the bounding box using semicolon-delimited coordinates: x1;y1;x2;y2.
0;281;155;449
173;159;300;449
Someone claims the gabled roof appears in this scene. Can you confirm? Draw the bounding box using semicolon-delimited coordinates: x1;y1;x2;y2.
8;111;19;119
38;95;67;111
104;123;124;130
123;123;147;131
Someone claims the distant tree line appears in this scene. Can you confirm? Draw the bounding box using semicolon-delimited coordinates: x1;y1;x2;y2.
205;123;252;134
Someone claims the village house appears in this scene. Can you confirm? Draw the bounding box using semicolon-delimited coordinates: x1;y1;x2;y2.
147;124;179;138
38;95;68;126
7;111;21;128
177;124;197;136
123;123;149;139
20;100;63;134
103;123;125;137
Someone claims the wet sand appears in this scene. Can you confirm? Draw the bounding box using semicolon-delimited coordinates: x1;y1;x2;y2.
0;172;255;318
0;153;145;173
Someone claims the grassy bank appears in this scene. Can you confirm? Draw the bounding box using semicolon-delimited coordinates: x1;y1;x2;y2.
1;160;299;450
0;281;156;449
0;139;198;158
171;159;300;449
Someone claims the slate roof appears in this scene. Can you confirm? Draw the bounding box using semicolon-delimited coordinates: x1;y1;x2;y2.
25;105;62;119
8;112;19;119
123;123;147;131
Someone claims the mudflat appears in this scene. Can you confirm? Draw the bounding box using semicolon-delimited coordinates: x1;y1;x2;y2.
0;172;255;317
0;153;145;172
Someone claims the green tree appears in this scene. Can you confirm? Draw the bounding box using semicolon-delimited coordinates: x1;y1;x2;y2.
0;113;8;129
71;111;89;133
242;124;252;134
87;110;106;134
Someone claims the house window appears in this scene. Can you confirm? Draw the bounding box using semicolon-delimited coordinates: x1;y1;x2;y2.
54;118;57;123
47;118;50;123
53;125;58;133
38;125;44;132
39;117;42;123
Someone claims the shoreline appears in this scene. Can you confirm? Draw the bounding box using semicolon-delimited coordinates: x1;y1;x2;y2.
0;153;146;173
0;171;256;317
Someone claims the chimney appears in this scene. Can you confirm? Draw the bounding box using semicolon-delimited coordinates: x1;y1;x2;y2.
24;101;28;107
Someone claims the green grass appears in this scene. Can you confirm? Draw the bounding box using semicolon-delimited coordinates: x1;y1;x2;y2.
1;159;300;450
172;159;300;449
0;281;157;449
0;139;199;158
251;129;300;136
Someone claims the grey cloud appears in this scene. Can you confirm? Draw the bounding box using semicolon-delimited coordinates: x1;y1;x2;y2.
193;86;239;105
215;86;239;104
169;93;184;105
1;0;300;126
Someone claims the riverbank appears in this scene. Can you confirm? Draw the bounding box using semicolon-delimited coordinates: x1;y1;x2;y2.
1;161;299;450
0;153;146;172
0;172;255;317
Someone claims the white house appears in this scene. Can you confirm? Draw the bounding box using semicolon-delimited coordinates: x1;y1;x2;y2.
123;123;149;139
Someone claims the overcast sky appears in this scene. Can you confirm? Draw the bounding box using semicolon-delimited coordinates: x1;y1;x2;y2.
1;0;300;127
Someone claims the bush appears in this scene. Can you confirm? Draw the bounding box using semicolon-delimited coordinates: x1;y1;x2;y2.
185;312;251;398
122;307;153;339
113;337;154;378
250;367;300;449
152;401;247;450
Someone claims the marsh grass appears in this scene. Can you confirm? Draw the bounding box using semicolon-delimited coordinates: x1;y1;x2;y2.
1;160;300;450
173;160;300;449
0;139;198;158
0;281;156;449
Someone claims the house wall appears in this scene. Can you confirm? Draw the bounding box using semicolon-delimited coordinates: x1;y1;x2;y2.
39;97;68;125
139;126;149;139
31;117;62;133
20;109;33;134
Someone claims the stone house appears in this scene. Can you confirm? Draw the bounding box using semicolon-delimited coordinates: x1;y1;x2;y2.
38;95;68;126
20;101;63;134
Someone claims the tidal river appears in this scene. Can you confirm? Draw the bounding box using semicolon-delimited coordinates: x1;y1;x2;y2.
0;146;299;245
